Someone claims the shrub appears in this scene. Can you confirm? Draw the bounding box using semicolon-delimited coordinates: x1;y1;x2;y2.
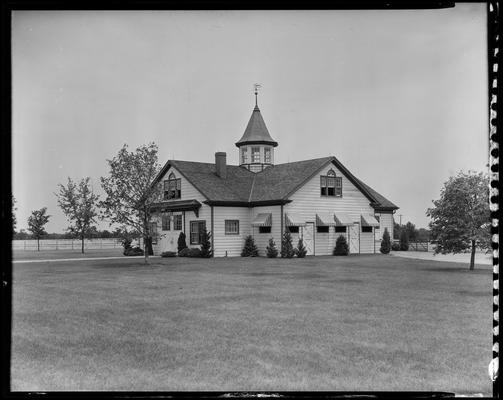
399;230;409;251
177;232;188;253
178;248;191;257
124;246;144;256
296;238;307;258
200;228;213;258
391;242;400;251
280;231;295;258
380;228;391;254
266;238;278;258
241;235;259;257
333;235;349;256
121;237;132;252
178;247;202;257
161;251;177;257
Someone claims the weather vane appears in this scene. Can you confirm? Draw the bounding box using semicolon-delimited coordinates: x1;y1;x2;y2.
254;83;261;107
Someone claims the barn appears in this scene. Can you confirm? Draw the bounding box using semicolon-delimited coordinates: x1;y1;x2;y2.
149;98;398;257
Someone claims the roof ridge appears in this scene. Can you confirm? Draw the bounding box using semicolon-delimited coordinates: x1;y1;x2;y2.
248;173;257;202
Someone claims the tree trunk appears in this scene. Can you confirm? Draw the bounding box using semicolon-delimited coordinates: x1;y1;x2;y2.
144;236;149;264
469;239;476;270
37;237;40;251
81;235;84;254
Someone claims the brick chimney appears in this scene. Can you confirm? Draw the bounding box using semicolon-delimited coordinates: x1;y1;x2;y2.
215;152;227;179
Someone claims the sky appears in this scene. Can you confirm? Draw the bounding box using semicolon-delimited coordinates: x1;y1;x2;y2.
12;6;488;233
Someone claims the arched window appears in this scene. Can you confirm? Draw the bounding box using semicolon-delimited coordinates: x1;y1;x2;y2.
163;171;181;200
321;169;342;197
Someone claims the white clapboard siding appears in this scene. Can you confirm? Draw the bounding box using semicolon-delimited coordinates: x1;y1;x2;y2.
251;205;283;256
213;207;251;257
152;166;211;254
360;231;375;253
285;163;375;255
375;212;394;240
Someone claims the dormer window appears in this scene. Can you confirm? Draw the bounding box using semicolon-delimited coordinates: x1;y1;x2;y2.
320;169;342;197
164;172;181;200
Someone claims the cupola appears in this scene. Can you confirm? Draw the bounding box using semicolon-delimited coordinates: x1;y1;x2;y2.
235;85;278;173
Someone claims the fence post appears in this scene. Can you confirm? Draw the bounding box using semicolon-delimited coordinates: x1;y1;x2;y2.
101;239;103;249
56;239;58;250
24;240;26;250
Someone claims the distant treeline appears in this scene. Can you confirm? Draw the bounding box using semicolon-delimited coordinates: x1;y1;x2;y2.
13;228;125;240
393;222;430;242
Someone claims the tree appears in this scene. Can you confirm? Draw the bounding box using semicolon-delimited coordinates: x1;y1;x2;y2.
399;229;409;251
280;231;295;258
100;143;162;263
200;228;213;258
426;170;490;270
380;228;391;254
241;235;259;257
27;207;50;251
333;235;349;255
177;232;188;253
12;195;17;234
295;238;307;258
266;238;278;258
404;221;417;241
56;177;100;254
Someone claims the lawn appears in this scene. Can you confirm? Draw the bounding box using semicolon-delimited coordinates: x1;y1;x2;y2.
11;255;492;394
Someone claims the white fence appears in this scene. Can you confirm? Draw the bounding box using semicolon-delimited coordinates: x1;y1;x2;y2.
12;238;123;251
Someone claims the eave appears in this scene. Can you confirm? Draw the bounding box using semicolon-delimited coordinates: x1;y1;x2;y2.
203;199;292;207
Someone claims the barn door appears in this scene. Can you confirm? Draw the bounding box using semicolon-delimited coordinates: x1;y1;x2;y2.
302;222;315;255
349;223;360;254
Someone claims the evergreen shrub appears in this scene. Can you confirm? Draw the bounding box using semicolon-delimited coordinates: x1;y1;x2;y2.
399;230;409;251
296;238;307;258
281;231;295;258
266;238;278;258
380;228;391;254
161;251;177;257
241;235;259;257
333;235;349;256
177;232;188;253
200;228;213;258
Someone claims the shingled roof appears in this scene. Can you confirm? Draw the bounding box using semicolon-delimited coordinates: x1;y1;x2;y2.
153;157;398;210
235;106;278;147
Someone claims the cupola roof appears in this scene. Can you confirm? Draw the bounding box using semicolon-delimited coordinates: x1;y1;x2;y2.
235;105;278;148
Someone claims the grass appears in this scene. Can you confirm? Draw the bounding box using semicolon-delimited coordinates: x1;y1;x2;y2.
12;248;124;260
11;254;492;393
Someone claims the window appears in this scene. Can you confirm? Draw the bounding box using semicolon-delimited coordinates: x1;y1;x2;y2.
252;147;260;163
320;169;342;197
162;214;170;231
241;148;248;164
173;215;182;231
190;221;206;244
264;148;271;163
362;226;373;233
317;226;329;233
259;226;271;234
149;222;158;244
335;226;347;233
225;220;239;235
163;173;181;200
288;226;299;233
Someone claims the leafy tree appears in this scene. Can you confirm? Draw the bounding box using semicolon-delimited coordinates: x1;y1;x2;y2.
266;238;278;258
27;207;51;251
295;238;307;258
333;235;349;255
200;228;213;258
399;229;409;251
12;195;17;234
417;228;431;242
241;235;259;257
100;143;162;263
426;170;490;270
280;231;295;258
404;221;417;241
56;177;100;254
177;232;188;253
380;228;391;254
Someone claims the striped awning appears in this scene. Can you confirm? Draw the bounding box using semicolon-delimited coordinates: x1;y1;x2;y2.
285;213;307;227
334;212;354;226
252;213;272;227
316;213;336;226
361;214;380;227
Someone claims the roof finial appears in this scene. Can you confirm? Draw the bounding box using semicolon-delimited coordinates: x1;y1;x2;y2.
254;83;261;108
